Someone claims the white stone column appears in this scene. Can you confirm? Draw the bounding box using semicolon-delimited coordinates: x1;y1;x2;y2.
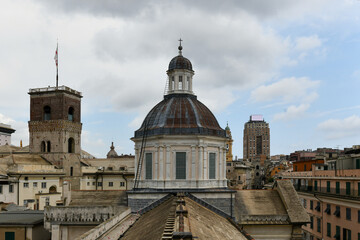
198;146;203;180
166;146;171;180
223;148;226;180
159;146;164;180
218;147;222;179
154;146;158;180
191;146;196;180
203;146;208;180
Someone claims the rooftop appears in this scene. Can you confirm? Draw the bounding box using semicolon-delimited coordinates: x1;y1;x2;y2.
28;85;82;97
0;210;44;226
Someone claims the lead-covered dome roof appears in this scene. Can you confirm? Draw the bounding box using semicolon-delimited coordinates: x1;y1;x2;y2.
168;55;193;71
134;94;225;138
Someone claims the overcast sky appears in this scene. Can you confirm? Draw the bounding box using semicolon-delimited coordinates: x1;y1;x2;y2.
1;0;360;158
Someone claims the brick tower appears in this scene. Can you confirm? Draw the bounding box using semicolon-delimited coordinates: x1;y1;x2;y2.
28;86;82;177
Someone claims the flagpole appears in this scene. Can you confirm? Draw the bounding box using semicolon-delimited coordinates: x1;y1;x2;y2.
55;41;59;89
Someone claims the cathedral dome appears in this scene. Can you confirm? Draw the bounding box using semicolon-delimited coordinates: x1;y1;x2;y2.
134;94;225;138
167;44;193;72
168;55;193;72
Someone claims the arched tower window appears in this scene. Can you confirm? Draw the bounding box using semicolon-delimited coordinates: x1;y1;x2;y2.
179;76;183;90
70;167;73;176
68;107;74;121
47;141;51;152
171;77;175;90
41;141;46;152
68;138;75;153
49;185;57;193
43;106;51;120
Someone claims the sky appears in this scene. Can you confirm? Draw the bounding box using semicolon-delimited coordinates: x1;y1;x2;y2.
1;0;360;158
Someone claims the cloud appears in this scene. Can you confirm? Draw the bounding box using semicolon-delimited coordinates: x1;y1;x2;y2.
273;104;310;121
318;115;360;140
251;77;319;103
294;35;322;52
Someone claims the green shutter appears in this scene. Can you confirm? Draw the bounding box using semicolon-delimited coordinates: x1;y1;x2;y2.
176;152;186;179
5;232;15;240
336;182;340;194
209;153;216;179
327;223;331;237
346;182;351;195
327;181;330;192
358;182;360;196
145;153;152;179
314;180;318;191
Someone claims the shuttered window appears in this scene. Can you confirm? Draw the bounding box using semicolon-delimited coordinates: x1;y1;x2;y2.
176;152;186;179
209;153;216;179
145;153;152;180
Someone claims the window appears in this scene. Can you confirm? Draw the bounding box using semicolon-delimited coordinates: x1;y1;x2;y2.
33;182;37;188
327;181;330;192
41;182;46;189
343;228;351;240
327;223;331;237
310;216;313;229
358;182;360;196
304;164;307;171
334;206;340;217
186;76;190;90
303;199;307;209
295;165;298;171
334;226;340;240
238;176;241;181
209;153;216;179
47;141;51;152
70;167;73;176
24;177;28;181
346;208;351;220
336;182;340;194
23;183;29;188
0;185;2;194
179;76;183;89
346;182;351;195
315;202;320;212
43;106;51;120
314;180;318;191
317;218;321;233
120;182;125;187
358;210;360;223
109;182;113;187
92;182;95;186
41;141;46;152
356;159;360;169
87;182;90;186
325;204;331;214
68;107;74;121
310;200;313;210
5;232;15;240
97;182;102;187
176;152;186;179
45;197;50;206
9;184;13;193
145;153;152;180
68;138;75;153
171;77;175;90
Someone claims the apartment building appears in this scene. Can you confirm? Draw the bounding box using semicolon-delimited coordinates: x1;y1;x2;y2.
282;152;360;240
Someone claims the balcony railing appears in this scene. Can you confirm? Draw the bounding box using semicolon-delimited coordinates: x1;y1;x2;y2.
293;184;360;199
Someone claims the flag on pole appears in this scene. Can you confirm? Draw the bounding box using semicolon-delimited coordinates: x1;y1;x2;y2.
54;43;58;67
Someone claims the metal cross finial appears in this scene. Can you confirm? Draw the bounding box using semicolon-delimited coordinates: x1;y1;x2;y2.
178;38;183;46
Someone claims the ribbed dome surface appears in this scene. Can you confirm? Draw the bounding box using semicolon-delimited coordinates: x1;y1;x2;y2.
134;94;225;138
168;55;193;71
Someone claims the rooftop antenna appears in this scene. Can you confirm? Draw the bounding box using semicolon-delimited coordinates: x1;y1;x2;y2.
54;40;59;88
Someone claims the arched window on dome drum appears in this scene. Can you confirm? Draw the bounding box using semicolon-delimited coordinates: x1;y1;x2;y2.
43;106;51;120
186;77;190;90
179;76;183;90
171;77;175;90
68;107;74;121
41;141;46;152
209;153;216;179
68;138;75;153
176;152;186;179
145;153;152;179
47;141;51;152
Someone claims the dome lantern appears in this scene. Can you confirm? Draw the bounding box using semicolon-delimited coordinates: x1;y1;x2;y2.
166;39;195;95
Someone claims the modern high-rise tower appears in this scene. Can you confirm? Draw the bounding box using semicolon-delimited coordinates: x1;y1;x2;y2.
243;115;270;162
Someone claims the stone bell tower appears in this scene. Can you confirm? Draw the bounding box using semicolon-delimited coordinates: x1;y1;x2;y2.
28;86;82;177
